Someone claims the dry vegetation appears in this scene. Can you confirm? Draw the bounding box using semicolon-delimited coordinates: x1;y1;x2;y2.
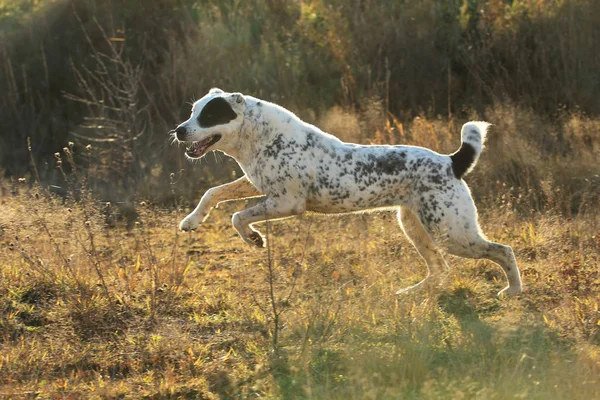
2;110;599;398
1;0;600;398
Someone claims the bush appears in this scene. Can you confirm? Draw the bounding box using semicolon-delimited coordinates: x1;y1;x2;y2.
1;0;599;211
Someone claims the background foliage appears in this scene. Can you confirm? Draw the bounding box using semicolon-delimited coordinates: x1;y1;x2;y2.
1;0;599;208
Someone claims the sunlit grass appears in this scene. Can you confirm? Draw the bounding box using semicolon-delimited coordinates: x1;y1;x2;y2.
1;102;599;397
1;180;599;398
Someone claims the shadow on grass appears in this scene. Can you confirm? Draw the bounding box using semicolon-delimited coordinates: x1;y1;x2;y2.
438;287;495;349
271;289;591;399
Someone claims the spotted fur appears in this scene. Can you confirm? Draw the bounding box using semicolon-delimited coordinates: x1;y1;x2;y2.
173;89;523;297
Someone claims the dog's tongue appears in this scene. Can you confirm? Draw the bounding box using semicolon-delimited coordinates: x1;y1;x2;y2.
186;141;208;157
185;135;221;158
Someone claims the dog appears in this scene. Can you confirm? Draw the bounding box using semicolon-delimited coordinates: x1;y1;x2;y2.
171;88;523;297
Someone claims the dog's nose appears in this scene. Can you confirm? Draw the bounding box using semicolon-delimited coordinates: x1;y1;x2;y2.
175;126;187;141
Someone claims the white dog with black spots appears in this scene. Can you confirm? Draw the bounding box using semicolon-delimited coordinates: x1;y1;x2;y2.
172;88;522;297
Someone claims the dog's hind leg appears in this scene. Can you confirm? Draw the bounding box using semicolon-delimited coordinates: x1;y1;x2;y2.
396;207;450;295
443;233;523;297
180;176;262;231
232;197;305;248
434;194;523;297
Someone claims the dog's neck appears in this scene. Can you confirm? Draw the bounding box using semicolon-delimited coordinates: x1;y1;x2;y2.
228;97;299;166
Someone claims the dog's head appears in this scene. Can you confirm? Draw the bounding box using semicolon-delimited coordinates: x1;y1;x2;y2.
172;88;246;159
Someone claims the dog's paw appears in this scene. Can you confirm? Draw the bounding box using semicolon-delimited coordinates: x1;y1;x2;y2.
497;285;523;298
245;231;266;248
179;215;201;232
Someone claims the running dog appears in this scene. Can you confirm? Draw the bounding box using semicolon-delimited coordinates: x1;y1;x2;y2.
171;88;522;297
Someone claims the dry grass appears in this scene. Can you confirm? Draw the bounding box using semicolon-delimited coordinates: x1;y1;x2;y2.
1;111;599;398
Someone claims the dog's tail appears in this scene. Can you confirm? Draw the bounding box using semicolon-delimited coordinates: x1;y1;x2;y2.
450;121;490;179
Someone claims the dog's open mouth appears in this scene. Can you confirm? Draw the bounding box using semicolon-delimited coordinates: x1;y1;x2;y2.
185;134;222;158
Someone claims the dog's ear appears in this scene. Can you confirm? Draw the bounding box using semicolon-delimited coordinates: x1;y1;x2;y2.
229;92;245;105
209;87;224;94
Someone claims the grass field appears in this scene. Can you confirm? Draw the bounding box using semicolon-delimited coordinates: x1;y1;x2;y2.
1;169;599;398
1;0;600;398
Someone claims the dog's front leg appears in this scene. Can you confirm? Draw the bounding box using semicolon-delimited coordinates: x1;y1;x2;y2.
180;176;262;231
232;197;305;248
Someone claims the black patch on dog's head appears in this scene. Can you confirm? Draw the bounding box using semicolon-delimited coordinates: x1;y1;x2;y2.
198;97;237;128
